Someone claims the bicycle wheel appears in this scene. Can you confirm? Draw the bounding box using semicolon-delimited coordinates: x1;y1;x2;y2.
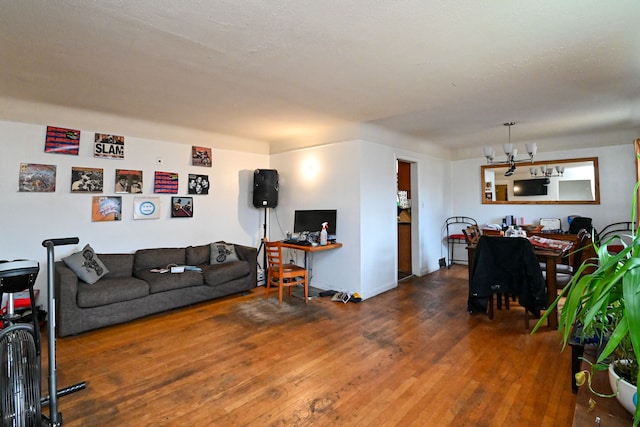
0;325;41;427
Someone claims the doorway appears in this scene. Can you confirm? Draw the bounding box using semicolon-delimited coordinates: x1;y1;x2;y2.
496;184;508;201
397;160;413;280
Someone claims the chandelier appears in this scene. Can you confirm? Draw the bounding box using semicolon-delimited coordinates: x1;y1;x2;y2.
483;122;537;176
530;165;565;177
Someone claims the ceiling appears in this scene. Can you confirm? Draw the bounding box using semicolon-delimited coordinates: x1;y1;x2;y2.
1;0;639;155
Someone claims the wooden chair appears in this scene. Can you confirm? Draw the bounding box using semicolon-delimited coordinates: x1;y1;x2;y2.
462;225;481;245
265;239;308;304
469;236;545;329
542;229;593;291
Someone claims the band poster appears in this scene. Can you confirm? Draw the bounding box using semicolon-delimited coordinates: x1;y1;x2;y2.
18;163;57;192
115;169;143;193
191;146;212;167
154;171;179;194
171;197;193;217
134;197;161;220
91;196;122;222
45;126;80;155
71;167;104;193
187;174;209;195
94;133;125;159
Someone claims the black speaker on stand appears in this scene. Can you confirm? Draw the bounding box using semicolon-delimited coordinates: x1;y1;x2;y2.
253;169;278;275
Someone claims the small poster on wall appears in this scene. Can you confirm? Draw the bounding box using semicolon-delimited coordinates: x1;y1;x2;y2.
191;146;212;167
71;167;103;192
187;174;209;195
134;197;161;220
91;196;122;222
18;163;57;192
45;126;80;155
115;169;143;193
171;197;193;217
94;133;125;159
154;171;179;194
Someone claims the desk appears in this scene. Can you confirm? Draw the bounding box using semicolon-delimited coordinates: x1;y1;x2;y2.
280;241;343;279
467;242;565;330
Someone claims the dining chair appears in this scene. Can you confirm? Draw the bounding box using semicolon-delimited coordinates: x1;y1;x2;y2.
468;236;546;328
264;239;308;304
595;221;635;254
542;229;593;291
443;216;477;268
462;225;481;245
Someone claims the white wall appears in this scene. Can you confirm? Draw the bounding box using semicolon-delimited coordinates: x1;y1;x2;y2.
451;143;636;233
0;120;269;295
271;138;454;299
270;141;364;295
359;141;397;298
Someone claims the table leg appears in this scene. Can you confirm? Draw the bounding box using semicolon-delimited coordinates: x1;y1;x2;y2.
545;255;558;329
467;246;474;281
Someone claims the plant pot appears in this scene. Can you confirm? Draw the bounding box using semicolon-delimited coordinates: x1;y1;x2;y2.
608;361;638;415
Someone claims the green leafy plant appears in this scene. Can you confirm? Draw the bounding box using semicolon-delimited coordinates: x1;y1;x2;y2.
532;181;640;425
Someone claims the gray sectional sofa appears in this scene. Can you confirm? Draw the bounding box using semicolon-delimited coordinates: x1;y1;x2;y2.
55;242;257;336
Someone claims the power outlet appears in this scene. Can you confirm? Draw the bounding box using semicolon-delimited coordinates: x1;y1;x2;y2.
438;257;446;268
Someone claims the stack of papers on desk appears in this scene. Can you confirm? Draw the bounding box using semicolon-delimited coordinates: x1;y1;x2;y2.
528;235;573;253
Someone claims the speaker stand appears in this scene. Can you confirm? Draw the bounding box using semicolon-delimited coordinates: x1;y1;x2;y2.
257;207;268;272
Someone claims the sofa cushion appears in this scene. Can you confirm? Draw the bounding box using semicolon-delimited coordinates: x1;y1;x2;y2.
62;244;109;284
202;261;250;287
210;242;239;264
77;277;149;308
134;248;186;274
98;253;134;279
135;270;203;293
186;245;210;266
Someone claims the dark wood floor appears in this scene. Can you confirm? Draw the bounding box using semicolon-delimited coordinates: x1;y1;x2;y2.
44;265;575;426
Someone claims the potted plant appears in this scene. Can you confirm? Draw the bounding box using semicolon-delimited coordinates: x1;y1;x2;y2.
533;184;640;425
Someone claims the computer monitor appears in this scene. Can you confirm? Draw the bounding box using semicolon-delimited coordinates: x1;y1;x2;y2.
294;209;337;236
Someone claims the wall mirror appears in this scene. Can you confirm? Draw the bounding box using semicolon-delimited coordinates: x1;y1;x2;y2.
481;157;600;205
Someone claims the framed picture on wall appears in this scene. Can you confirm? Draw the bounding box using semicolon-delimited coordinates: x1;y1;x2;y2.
171;197;193;217
187;174;209;195
134;197;161;220
71;167;103;192
115;169;143;193
154;171;179;194
45;126;80;155
94;133;125;159
191;146;212;167
18;163;57;192
91;196;122;222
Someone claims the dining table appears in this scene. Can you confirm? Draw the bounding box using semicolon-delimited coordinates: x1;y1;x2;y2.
467;239;570;330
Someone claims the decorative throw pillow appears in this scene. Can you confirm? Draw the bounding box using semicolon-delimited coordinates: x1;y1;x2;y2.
210;242;239;264
62;244;109;284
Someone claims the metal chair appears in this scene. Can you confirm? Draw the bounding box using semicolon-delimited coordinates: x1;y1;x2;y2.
595;221;635;254
264;239;308;304
444;216;477;268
